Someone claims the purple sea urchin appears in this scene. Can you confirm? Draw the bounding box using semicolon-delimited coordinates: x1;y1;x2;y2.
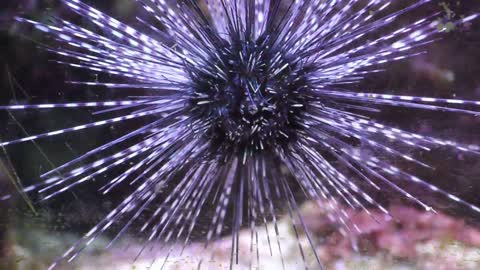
1;0;480;269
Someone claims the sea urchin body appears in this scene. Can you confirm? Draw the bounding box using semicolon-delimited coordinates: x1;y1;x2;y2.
1;0;480;269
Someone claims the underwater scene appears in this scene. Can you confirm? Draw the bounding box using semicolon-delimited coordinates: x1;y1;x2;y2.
1;0;480;269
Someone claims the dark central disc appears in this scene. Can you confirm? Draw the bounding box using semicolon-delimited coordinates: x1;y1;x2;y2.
188;39;313;152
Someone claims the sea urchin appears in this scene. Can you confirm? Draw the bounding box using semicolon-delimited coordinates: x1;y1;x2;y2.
1;0;480;269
